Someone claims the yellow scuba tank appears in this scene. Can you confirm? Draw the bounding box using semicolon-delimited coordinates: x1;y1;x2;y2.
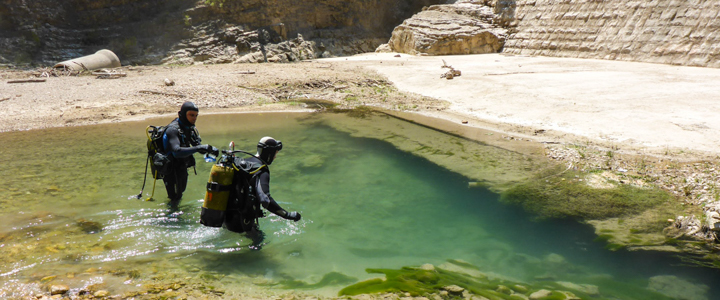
200;164;235;227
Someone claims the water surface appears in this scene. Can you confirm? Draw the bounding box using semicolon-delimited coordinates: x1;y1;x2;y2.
0;112;717;299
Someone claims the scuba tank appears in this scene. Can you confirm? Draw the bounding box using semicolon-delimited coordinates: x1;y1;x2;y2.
198;142;268;233
200;163;234;227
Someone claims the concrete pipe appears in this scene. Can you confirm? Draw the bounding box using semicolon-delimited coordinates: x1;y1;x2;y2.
53;49;121;71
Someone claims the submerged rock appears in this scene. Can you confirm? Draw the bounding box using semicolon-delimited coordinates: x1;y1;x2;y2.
76;219;103;234
556;281;599;296
648;275;709;300
50;284;69;295
93;290;110;297
529;289;552;300
443;284;464;295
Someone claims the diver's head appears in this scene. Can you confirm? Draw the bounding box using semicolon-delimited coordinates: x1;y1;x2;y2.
256;136;282;165
178;101;199;126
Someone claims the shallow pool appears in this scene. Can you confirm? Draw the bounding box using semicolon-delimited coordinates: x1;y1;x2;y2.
0;112;717;299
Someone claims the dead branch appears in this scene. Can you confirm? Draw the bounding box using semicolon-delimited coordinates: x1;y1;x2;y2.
138;90;186;98
484;71;539;76
440;60;462;80
95;73;127;79
8;78;46;84
238;85;269;93
234;71;256;74
0;97;10;102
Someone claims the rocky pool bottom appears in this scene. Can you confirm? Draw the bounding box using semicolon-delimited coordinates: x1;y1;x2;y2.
0;111;718;300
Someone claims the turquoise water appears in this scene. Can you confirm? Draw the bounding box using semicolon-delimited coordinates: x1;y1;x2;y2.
0;112;718;299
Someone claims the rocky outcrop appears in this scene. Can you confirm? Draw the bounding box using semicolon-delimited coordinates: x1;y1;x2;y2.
380;0;508;55
161;22;317;64
0;0;444;66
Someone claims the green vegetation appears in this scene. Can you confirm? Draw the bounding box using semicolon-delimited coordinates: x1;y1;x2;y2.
500;166;674;220
205;0;226;8
338;266;538;299
337;261;675;300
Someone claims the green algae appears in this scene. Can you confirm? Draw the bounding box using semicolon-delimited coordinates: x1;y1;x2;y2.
338;261;677;300
499;166;674;220
338;264;544;299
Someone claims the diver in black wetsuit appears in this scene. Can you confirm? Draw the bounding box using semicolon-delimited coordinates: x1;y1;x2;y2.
162;102;217;204
224;137;301;246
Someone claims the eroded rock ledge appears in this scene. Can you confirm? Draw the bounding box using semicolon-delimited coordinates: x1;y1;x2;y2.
378;0;508;55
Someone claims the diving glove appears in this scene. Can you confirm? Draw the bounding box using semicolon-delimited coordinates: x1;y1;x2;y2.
286;211;302;222
198;144;218;155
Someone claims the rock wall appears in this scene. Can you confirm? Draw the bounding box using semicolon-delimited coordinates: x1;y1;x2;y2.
4;0;719;68
0;0;196;65
503;0;720;68
0;0;444;66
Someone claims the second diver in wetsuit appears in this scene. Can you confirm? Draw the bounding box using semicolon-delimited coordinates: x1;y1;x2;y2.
162;101;218;205
224;137;301;246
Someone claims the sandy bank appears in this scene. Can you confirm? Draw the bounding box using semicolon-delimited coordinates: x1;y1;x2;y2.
322;53;720;157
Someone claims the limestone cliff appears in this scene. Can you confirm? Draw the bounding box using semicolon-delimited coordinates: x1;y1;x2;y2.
503;0;720;68
3;0;719;68
0;0;444;66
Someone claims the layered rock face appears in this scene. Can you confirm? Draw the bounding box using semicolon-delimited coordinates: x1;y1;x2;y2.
0;0;196;65
382;1;508;55
0;0;444;66
503;0;720;68
3;0;719;68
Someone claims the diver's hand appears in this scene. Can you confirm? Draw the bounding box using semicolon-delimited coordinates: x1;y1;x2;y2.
197;144;216;154
286;211;301;222
208;145;219;156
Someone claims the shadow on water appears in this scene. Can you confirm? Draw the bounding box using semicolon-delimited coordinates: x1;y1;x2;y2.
0;112;718;299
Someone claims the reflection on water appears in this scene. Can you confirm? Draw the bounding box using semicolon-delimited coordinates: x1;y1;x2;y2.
0;112;718;299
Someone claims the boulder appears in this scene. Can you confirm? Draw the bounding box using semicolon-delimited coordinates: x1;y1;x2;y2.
386;1;507;56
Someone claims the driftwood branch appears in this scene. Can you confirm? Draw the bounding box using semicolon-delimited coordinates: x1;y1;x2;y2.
0;97;10;102
138;90;186;98
234;71;256;74
440;59;462;80
7;78;47;84
238;85;268;93
95;73;127;79
93;70;127;79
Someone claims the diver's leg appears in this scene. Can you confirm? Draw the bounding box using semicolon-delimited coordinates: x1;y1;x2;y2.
163;163;180;201
247;226;265;250
176;168;188;200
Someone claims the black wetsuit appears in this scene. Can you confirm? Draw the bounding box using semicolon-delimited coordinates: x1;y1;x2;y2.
162;118;204;202
224;156;294;233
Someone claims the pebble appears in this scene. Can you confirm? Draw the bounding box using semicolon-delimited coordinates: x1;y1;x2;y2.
443;285;464;294
94;290;110;297
529;289;552;299
50;284;69;295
